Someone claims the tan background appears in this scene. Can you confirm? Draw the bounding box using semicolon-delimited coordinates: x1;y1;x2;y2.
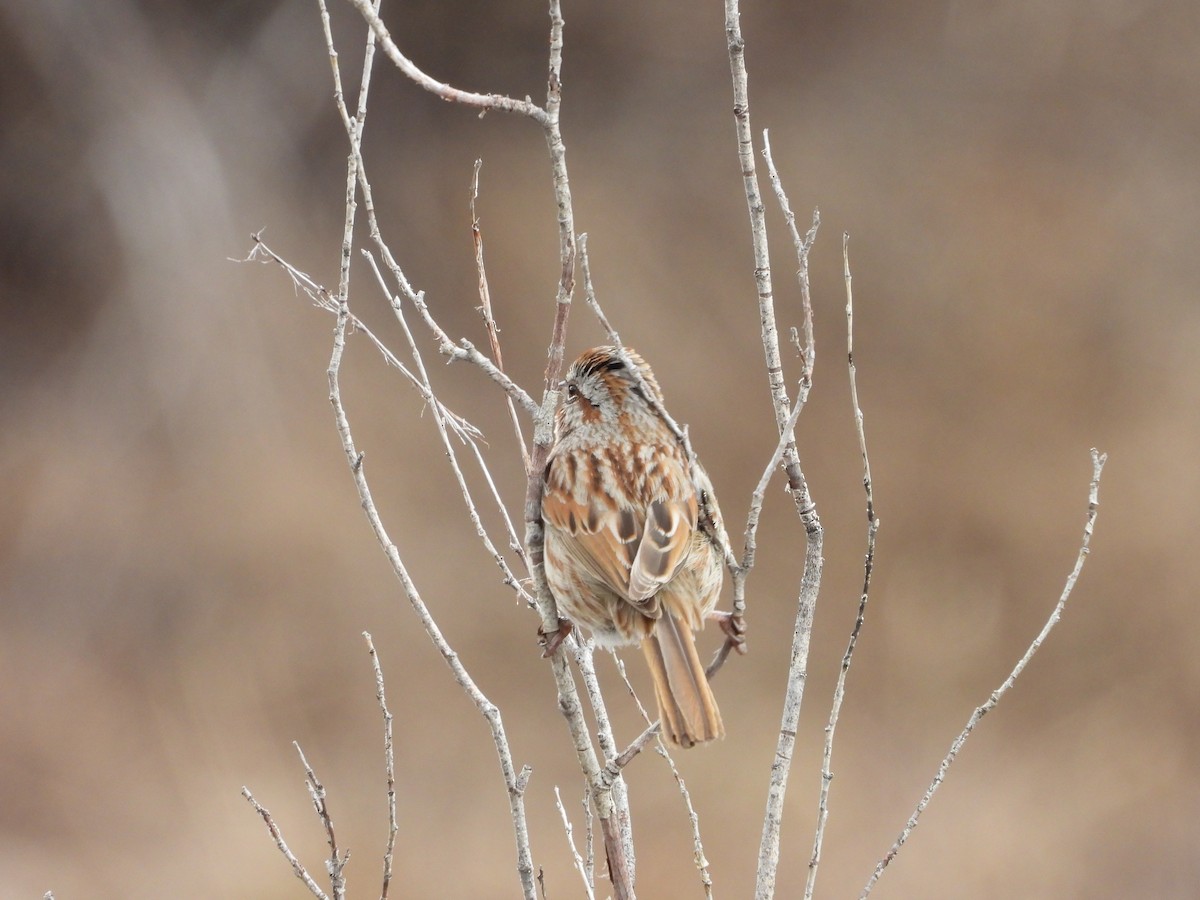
1;1;1196;897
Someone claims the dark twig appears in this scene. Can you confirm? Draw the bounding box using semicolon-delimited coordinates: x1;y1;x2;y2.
471;160;530;470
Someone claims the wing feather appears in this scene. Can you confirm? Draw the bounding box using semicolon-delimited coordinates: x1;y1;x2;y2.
627;496;695;601
543;447;697;609
543;471;641;600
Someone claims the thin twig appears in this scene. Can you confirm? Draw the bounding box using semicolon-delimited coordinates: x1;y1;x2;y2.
471;159;530;470
362;250;536;608
327;283;538;899
805;234;876;899
762;130;818;386
363;633;398;900
577;234;619;344
295;743;349;900
242;787;331;900
555;786;597;900
610;656;714;900
861;449;1109;897
245;237;483;444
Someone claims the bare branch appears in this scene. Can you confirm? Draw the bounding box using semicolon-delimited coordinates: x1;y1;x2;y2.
720;31;826;893
295;743;349;900
578;234;620;344
344;0;548;123
609;656;714;899
363;633;398;900
762;129;818;385
573;643;636;880
861;449;1109;897
555;786;597;900
327;286;538;899
242;787;330;900
806;234;877;898
472;159;530;470
724;4;789;432
361;250;537;608
245;236;484;445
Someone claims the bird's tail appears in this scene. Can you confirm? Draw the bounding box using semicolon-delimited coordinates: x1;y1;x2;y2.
642;613;724;748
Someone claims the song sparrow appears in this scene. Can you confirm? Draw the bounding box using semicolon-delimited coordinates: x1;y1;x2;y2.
541;346;726;747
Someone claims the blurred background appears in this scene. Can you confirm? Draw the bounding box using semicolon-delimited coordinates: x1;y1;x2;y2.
2;0;1196;896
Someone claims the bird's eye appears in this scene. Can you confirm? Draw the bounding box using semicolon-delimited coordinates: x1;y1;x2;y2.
565;383;579;400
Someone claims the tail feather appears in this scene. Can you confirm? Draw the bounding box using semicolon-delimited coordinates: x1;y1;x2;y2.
642;614;724;748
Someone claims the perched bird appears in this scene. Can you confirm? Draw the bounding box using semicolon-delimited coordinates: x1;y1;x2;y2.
541;346;727;747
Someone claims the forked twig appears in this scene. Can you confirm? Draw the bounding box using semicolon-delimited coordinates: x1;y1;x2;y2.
861;449;1108;897
555;786;597;900
722;33;825;892
344;1;633;888
345;0;548;123
241;786;331;900
295;743;349;900
327;283;539;898
610;655;715;900
762;130;819;386
806;234;877;898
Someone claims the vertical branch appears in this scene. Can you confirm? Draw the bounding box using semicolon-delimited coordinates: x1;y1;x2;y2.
523;0;577;652
471;160;530;471
574;645;636;883
724;0;788;429
295;744;349;900
554;786;597;900
720;44;825;890
805;235;877;899
363;633;398;900
517;6;637;895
